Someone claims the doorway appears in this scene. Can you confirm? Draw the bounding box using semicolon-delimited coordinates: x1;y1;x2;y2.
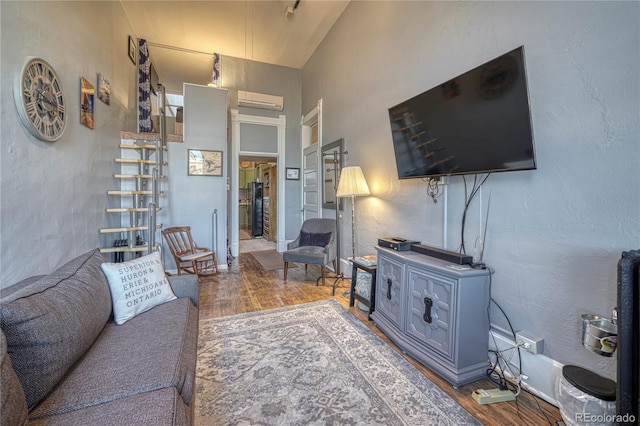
229;110;286;257
238;157;277;254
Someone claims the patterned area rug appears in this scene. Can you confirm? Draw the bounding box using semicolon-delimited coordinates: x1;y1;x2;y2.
195;300;479;425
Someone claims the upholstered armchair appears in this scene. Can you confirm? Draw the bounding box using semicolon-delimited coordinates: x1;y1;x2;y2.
283;218;337;287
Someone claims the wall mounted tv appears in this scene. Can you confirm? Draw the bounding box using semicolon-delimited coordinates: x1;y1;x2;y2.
388;46;536;179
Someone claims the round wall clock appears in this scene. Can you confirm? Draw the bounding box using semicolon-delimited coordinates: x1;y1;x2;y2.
13;57;67;142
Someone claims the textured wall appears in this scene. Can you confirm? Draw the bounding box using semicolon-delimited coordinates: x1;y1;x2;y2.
0;1;138;287
302;1;639;379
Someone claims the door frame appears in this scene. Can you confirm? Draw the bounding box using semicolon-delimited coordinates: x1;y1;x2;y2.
301;98;322;220
230;110;286;256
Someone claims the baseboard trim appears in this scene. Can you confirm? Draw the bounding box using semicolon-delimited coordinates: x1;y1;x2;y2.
489;327;563;407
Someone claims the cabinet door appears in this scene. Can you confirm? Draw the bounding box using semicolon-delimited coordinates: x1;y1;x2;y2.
239;205;248;227
406;266;456;361
375;254;404;329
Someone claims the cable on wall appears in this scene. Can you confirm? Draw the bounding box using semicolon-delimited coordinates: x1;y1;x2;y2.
458;173;490;254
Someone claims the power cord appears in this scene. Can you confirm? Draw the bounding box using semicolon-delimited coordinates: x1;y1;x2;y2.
423;177;444;203
458;173;490;254
486;275;551;424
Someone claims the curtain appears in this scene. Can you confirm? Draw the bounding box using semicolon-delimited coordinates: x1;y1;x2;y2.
137;38;153;132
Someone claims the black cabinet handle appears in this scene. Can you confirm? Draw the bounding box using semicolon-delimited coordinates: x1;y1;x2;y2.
386;278;393;300
423;297;433;323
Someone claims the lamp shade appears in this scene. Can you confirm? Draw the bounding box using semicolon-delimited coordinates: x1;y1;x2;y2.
336;166;370;198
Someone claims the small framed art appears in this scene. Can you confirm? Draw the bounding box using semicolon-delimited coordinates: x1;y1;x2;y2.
188;149;223;176
286;167;300;180
80;77;95;129
128;36;136;65
98;73;111;105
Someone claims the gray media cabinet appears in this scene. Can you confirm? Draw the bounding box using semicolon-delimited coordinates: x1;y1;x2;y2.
370;246;491;387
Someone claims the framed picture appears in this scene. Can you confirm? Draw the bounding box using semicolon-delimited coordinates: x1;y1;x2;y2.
128;36;136;65
188;149;223;176
286;167;300;180
80;77;95;129
97;73;111;105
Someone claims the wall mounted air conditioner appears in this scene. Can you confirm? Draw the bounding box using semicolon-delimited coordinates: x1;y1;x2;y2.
238;91;284;111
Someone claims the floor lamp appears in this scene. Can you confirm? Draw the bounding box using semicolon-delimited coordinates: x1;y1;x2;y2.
336;166;370;262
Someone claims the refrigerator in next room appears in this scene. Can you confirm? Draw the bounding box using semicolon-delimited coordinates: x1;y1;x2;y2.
248;181;263;237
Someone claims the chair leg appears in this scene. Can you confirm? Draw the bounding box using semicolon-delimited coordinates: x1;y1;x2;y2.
305;264;308;273
284;262;289;280
320;265;326;287
333;260;337;272
211;253;219;275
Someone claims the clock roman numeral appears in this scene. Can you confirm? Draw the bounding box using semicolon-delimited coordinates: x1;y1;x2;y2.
25;102;37;118
45;124;56;138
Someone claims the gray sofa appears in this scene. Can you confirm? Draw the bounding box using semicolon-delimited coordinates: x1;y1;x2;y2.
0;249;199;425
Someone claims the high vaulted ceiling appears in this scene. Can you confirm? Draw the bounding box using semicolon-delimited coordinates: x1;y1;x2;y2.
121;0;350;94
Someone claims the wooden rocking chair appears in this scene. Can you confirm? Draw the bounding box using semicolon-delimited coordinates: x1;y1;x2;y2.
162;226;219;276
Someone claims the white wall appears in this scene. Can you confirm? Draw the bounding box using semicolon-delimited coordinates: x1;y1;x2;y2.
302;0;639;384
0;1;138;287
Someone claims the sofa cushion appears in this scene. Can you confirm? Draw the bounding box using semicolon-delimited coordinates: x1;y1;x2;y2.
0;249;112;410
101;251;177;325
1;330;27;426
28;388;190;426
29;297;198;418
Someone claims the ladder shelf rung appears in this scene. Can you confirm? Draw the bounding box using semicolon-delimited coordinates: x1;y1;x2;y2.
114;174;167;179
107;190;155;195
99;225;162;234
106;207;162;213
100;245;159;254
115;158;168;165
119;144;168;150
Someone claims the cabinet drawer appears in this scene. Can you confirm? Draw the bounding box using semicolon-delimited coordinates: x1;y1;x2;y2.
405;267;456;361
375;253;405;328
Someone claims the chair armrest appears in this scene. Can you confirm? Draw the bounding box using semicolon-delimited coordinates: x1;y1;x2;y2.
324;235;337;262
167;275;199;308
287;237;301;250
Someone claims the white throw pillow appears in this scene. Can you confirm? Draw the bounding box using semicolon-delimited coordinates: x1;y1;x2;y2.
100;251;177;325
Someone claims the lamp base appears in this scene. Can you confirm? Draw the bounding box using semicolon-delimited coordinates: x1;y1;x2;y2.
316;273;349;296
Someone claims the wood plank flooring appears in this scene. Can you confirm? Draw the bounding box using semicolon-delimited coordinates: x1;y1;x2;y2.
197;252;562;425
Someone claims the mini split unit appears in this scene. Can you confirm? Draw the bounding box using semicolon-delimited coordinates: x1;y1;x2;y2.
237;91;284;111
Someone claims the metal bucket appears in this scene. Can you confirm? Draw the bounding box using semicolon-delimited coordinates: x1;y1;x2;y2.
581;314;617;357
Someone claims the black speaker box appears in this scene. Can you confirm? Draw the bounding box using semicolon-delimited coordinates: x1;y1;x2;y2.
410;244;473;265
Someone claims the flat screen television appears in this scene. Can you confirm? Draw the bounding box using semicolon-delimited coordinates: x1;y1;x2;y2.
388;46;536;179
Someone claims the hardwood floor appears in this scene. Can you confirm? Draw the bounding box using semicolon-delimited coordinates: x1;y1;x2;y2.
197;252;562;425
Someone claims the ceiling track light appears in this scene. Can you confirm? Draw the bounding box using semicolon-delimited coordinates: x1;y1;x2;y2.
285;0;301;17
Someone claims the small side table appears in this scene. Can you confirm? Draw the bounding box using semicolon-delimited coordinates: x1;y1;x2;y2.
350;259;377;320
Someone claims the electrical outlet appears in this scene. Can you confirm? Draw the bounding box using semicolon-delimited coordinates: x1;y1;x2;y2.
515;331;544;354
